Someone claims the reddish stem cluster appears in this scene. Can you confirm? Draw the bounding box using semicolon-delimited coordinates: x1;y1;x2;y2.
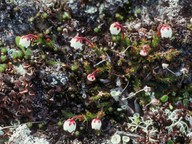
22;34;38;41
75;36;94;48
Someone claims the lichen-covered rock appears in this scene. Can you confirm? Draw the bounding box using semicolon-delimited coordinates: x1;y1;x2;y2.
0;1;36;45
8;124;49;144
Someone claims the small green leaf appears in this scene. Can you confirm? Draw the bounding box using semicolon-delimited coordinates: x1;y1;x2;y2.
15;36;21;47
0;55;7;62
160;95;168;102
71;63;79;71
12;52;18;59
38;123;43;129
94;27;100;33
183;92;189;98
152;34;160;48
171;91;176;96
166;140;174;144
82;114;88;123
25;49;31;56
27;122;33;128
1;48;7;54
169;104;173;110
16;36;25;51
57;121;63;127
0;64;7;72
61;110;74;118
183;98;189;107
17;51;23;58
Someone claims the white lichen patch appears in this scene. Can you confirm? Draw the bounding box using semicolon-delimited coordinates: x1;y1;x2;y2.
13;64;27;76
8;124;49;144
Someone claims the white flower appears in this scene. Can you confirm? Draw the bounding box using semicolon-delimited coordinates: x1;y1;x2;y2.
63;119;76;133
160;24;173;38
110;133;121;144
140;49;148;56
91;118;102;130
87;73;96;81
122;136;130;143
110;88;122;101
143;85;151;93
162;63;169;69
19;36;31;48
180;68;189;74
110;22;121;35
70;36;83;50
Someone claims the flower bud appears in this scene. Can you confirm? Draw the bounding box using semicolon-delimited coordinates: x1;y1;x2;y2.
91;118;102;130
63;119;76;133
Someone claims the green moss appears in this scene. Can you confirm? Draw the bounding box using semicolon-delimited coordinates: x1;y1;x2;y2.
115;13;124;21
71;62;79;71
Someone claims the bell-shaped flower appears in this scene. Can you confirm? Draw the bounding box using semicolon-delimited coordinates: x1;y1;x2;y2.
87;73;96;81
159;24;173;38
91;118;102;130
140;44;150;57
70;36;83;50
63;119;76;133
19;36;31;48
87;70;99;82
140;49;148;56
110;22;122;35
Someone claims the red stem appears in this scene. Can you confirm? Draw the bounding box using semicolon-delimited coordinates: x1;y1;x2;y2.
115;23;125;39
119;25;125;39
72;115;84;121
92;69;100;75
23;34;38;40
81;37;94;48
